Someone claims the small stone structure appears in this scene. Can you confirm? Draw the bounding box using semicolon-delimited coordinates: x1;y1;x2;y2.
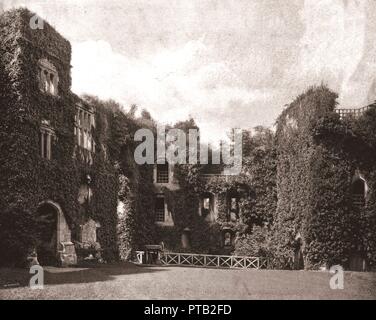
75;218;102;262
80;218;101;243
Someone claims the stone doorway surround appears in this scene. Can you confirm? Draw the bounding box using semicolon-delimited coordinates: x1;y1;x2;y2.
38;200;77;267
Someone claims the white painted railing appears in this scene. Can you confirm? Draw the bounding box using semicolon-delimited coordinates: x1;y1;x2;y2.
335;105;374;120
159;252;268;269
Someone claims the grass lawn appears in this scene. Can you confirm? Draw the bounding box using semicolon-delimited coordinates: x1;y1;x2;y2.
1;262;375;300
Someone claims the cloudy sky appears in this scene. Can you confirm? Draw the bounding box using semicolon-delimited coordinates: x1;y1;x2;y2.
2;0;376;141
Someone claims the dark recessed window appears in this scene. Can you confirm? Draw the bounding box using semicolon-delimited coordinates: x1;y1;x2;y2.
38;59;58;96
74;105;95;165
155;196;165;222
156;163;169;183
40;120;55;160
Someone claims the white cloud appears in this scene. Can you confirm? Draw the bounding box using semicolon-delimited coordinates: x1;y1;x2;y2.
5;0;376;140
71;38;270;142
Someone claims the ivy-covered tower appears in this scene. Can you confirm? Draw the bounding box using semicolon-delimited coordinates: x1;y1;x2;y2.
275;86;376;271
0;8;118;267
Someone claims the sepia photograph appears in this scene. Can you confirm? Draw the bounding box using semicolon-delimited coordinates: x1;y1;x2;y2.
0;0;375;306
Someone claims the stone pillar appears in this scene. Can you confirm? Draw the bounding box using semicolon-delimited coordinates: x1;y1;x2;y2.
55;203;77;266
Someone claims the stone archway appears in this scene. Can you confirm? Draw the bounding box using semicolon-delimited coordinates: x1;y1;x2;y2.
36;201;77;267
351;174;368;209
348;172;368;271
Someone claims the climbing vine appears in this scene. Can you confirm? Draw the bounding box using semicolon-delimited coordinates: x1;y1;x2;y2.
274;85;376;269
0;9;119;265
1;9;375;271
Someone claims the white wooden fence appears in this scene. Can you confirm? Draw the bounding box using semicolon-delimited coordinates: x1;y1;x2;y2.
136;251;268;269
335;105;374;120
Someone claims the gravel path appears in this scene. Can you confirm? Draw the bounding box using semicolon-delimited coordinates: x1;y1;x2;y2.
1;263;375;299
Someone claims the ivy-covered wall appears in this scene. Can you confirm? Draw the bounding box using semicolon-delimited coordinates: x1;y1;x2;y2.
107;115;278;257
274;85;376;270
349;106;376;268
155;127;277;255
0;9;119;265
1;9;374;271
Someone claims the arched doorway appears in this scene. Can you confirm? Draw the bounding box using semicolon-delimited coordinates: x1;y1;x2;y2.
351;177;367;209
36;201;77;266
349;174;368;271
36;202;59;265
